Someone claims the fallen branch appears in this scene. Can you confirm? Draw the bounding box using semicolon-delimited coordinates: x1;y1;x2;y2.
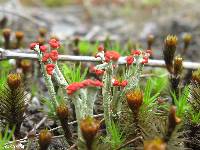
26;116;47;139
68;144;77;150
1;49;200;69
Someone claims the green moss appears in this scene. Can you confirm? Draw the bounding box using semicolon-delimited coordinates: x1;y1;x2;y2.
43;0;72;7
79;41;99;55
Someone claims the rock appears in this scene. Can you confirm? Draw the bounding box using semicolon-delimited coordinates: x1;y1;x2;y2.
28;96;41;113
32;96;41;107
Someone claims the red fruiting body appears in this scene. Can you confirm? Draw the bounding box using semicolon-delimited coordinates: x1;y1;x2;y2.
30;42;38;50
66;82;81;95
90;80;103;87
49;39;60;49
77;82;85;89
142;57;149;64
112;79;128;87
90;66;104;75
82;80;92;86
120;80;128;87
82;79;103;87
68;83;81;91
98;45;104;52
40;45;47;53
126;55;134;65
95;69;104;75
49;50;59;62
131;50;141;56
66;79;103;95
46;64;55;75
113;79;120;86
42;53;50;62
105;51;120;62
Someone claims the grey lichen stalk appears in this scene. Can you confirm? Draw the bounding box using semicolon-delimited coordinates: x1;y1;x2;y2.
33;42;148;145
117;57;144;115
34;44;70;107
33;44;99;141
94;50;148;135
34;45;59;107
102;63;113;133
73;88;99;138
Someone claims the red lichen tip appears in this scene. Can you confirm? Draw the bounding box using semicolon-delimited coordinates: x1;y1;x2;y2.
90;66;104;75
66;79;103;95
112;78;128;87
66;82;81;95
30;42;39;50
90;80;103;87
40;45;47;53
126;55;134;65
49;50;59;62
131;49;141;56
49;38;60;49
105;51;120;62
112;78;120;86
142;56;149;64
42;53;50;62
46;64;55;75
120;80;128;87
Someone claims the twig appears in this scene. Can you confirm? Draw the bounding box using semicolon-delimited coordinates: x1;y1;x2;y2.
68;144;77;150
115;136;143;150
17;116;48;145
26;116;47;138
52;135;64;139
34;116;47;131
1;49;200;69
19;134;65;144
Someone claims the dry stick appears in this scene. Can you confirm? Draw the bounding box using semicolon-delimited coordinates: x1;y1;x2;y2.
115;136;143;150
68;144;77;150
25;116;48;138
31;116;47;132
1;49;200;69
52;135;65;139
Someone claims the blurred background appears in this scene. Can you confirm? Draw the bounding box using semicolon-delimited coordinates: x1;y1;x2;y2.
0;0;199;59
